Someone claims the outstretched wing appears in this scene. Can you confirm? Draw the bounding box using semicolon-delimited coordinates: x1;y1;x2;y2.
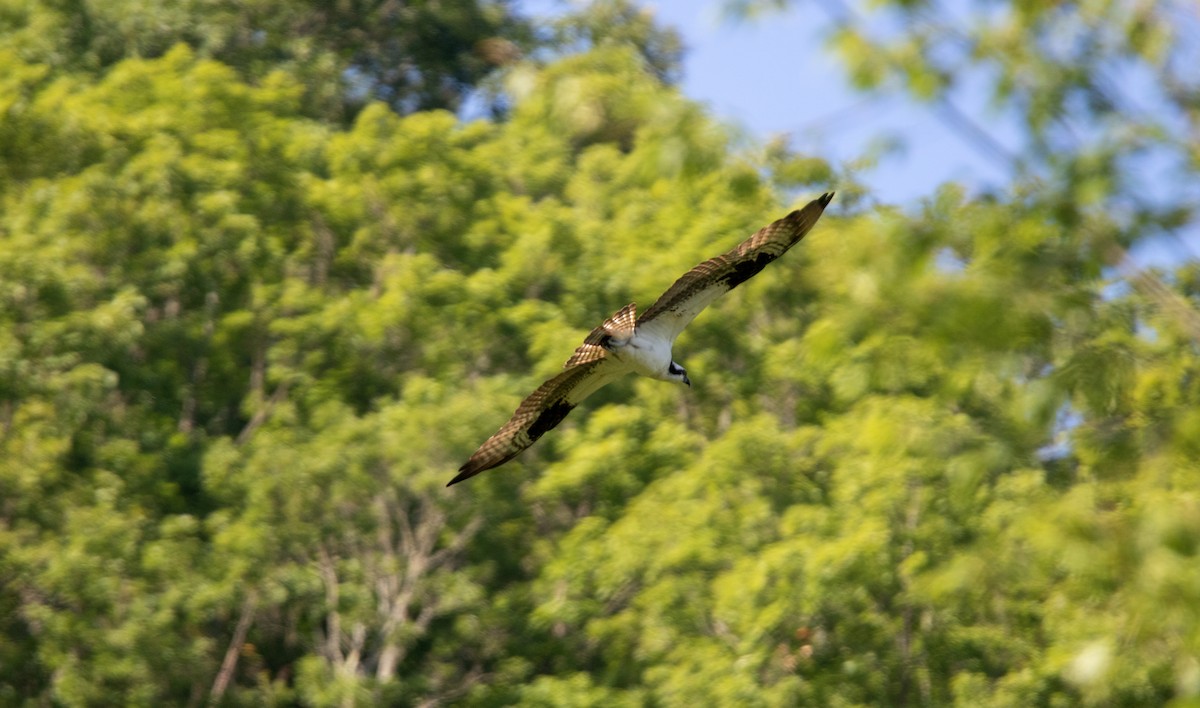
636;192;834;343
448;358;626;486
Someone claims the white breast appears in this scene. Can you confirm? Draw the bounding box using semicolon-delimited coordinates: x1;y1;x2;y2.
611;327;674;380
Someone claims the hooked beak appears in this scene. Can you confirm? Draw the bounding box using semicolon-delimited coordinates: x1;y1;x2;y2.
682;374;691;388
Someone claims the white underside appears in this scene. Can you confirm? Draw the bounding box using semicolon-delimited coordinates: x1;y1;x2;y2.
608;328;674;380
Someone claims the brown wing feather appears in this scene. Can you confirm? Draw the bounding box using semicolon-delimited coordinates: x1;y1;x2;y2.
563;302;637;368
449;194;833;487
449;360;616;485
563;343;607;367
637;193;833;333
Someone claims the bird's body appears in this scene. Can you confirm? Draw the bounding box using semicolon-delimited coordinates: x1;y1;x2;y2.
607;328;675;380
448;192;834;486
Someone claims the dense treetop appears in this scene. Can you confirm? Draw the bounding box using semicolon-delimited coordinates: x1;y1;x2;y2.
1;0;1197;706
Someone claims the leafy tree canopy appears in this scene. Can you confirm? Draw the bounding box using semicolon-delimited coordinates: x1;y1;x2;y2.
1;0;1198;706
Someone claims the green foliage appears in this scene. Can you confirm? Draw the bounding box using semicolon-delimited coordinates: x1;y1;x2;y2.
2;1;1199;706
0;0;534;120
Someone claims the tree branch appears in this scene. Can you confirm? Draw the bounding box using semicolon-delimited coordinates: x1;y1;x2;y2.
209;591;258;705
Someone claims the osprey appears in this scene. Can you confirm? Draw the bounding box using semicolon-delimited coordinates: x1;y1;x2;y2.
448;192;834;486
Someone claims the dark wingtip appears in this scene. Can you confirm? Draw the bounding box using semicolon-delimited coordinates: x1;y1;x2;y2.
446;464;478;487
817;191;835;207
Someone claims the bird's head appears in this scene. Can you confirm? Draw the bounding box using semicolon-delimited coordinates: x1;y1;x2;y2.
667;361;691;387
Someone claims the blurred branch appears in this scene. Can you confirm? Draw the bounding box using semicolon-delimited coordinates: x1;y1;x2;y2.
235;380;291;446
180;291;219;434
209;591;258;705
1109;244;1200;342
803;0;1200;343
933;99;1020;171
317;545;344;666
809;0;1019;175
794;94;889;137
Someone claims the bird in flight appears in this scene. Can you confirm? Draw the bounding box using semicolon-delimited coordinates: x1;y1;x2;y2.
448;192;834;486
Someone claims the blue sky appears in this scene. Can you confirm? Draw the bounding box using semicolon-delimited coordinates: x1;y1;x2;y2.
643;0;1019;205
508;0;1026;205
648;1;1200;267
514;0;1197;267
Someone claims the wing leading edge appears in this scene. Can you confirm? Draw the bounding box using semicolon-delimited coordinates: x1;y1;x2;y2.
636;192;834;342
447;358;624;486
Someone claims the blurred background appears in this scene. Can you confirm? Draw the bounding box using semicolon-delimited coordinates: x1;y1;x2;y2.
1;0;1198;705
